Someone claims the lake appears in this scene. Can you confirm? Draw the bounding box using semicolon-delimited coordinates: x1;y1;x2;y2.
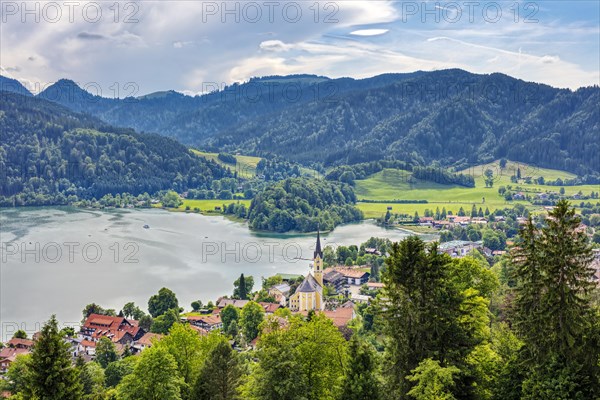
0;207;436;339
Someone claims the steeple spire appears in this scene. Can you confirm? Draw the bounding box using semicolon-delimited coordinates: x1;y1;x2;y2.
314;227;323;259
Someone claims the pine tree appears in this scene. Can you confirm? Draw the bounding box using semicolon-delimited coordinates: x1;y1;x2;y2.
238;274;247;300
511;200;599;395
24;315;83;400
342;337;381;400
193;340;242;400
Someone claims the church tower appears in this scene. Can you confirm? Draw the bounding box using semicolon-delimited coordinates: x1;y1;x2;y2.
313;229;324;286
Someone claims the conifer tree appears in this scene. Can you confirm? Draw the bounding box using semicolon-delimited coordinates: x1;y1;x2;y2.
342;336;381;400
24;315;83;400
193;340;242;400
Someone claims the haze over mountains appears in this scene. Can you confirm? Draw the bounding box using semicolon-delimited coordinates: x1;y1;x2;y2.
2;69;599;176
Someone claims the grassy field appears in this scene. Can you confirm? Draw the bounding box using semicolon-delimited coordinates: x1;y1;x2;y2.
191;149;262;178
155;199;251;214
355;161;598;219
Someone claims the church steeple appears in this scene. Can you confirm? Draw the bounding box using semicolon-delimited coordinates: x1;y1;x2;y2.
314;228;323;259
313;228;324;286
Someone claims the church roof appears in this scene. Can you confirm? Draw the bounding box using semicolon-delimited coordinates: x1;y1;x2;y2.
296;274;322;293
314;230;323;259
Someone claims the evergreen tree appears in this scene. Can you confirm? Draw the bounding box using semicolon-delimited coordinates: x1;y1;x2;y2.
342;337;381;400
95;337;119;368
24;315;83;400
193;340;242;400
511;200;599;396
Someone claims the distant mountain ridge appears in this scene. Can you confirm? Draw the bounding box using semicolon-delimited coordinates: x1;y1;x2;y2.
5;69;599;175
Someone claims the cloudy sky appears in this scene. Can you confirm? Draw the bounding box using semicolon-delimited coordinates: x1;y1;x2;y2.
1;1;598;95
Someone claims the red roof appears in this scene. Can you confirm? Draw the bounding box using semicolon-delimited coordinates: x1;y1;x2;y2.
82;314;141;342
259;302;281;314
7;338;34;348
0;347;29;362
81;340;96;348
186;314;222;325
298;307;356;328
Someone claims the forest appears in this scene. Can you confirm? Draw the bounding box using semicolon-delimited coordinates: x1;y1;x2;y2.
244;177;363;232
3;201;598;399
0;93;230;206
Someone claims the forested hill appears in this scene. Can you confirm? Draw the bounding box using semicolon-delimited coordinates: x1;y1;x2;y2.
0;92;230;206
210;71;599;176
26;70;600;176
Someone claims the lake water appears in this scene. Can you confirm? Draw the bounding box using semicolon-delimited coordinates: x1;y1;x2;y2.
0;207;436;339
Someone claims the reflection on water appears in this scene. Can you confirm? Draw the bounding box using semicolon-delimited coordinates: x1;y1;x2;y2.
0;207;436;339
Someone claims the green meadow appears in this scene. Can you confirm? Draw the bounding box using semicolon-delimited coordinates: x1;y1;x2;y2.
191;149;262;178
355;161;598;219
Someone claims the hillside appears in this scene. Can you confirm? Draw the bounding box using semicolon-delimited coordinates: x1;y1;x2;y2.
354;162;599;218
28;70;599;177
0;92;230;205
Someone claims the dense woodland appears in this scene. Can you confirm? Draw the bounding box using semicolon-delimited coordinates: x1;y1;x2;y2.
244;178;363;232
3;201;599;399
7;71;598;177
0;93;230;205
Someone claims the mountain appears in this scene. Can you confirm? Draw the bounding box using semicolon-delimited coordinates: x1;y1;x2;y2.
0;92;230;206
0;75;32;96
34;70;600;176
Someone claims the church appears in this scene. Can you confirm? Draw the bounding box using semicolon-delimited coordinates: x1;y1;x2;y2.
289;231;325;312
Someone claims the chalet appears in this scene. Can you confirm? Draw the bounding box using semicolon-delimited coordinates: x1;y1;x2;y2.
297;306;356;328
323;269;346;293
186;314;223;331
268;283;291;306
131;332;163;353
418;217;434;226
0;347;29;373
78;339;97;356
7;338;34;350
80;314;144;344
334;267;370;285
259;302;281;315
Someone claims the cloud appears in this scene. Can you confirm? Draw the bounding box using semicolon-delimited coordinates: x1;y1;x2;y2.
349;29;389;36
77;32;106;40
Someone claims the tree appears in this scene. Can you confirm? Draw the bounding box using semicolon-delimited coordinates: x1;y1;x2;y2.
484;168;495;188
342;336;381;400
499;158;507;169
511;200;599;396
193;339;242;400
122;302;145;320
139;314;153;331
117;346;183;400
78;359;106;400
151;308;179;334
105;357;138;388
516;167;521;180
82;303;106;320
3;354;31;395
382;238;483;398
96;337;119;368
244;314;347;400
234;274;254;300
162;190;183;208
148;287;179;317
240;301;265;341
191;300;202;312
154;323;203;399
406;358;460;400
560;186;565;195
221;305;240;334
12;329;27;339
23;315;83;399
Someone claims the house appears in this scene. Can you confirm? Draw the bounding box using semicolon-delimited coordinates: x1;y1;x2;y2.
7;338;34;350
323;269;346;293
364;248;381;256
268;283;291;306
366;282;385;291
131;332;163;353
438;241;481;258
78;339;97;356
351;294;371;303
513;192;525;200
419;217;434;226
80;314;144;344
289;232;325;312
186;314;223;331
259;302;281;315
0;347;29;373
216;298;250;309
333;267;370;286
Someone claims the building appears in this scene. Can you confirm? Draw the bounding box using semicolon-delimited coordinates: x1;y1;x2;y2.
80;314;144;344
6;338;34;350
216;298;250;309
289;231;325;312
186;314;223;331
438;240;481;258
335;268;370;285
0;347;29;373
131;332;163;354
323;269;346;293
268;283;291;306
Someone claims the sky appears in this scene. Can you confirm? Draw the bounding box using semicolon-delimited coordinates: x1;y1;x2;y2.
1;1;598;96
